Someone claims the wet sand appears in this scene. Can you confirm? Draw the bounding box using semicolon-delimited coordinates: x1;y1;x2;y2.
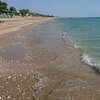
0;18;100;100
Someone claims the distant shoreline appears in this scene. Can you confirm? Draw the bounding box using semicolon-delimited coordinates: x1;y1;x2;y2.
58;17;100;19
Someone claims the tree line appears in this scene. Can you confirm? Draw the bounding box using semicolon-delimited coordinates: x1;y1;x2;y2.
0;0;54;17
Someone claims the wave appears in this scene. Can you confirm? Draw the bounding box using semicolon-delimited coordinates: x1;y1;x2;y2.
74;44;79;48
62;32;100;72
81;54;100;72
81;54;93;66
62;32;75;47
62;32;80;49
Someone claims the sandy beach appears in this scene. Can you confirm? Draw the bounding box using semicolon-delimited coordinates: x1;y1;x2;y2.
0;18;100;100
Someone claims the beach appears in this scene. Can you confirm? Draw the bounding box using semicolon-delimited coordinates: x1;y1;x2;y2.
0;18;100;100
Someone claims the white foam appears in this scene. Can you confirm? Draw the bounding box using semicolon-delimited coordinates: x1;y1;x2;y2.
62;32;100;71
62;32;67;40
62;32;74;44
74;44;79;48
81;54;93;66
81;54;100;71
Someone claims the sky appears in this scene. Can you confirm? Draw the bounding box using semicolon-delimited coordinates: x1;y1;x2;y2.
2;0;100;17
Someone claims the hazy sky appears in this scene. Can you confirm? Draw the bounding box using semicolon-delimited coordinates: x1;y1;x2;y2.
3;0;100;17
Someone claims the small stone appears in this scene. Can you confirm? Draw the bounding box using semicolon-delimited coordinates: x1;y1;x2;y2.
7;95;11;99
19;74;22;77
19;90;21;93
17;85;20;87
6;81;8;84
27;72;30;75
8;76;11;79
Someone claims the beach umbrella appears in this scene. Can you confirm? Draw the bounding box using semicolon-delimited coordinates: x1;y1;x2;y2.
0;9;17;13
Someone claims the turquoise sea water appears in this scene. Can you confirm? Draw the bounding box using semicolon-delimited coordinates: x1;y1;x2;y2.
56;18;100;69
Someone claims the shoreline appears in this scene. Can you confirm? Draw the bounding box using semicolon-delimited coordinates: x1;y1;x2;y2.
0;18;100;99
62;30;100;74
63;32;100;73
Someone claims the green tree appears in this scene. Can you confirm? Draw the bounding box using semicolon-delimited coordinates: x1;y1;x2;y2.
0;1;7;10
19;9;30;17
10;7;16;11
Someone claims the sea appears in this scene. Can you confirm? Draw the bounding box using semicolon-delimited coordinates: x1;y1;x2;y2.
55;17;100;70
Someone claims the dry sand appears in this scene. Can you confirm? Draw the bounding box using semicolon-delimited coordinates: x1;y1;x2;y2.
0;17;100;100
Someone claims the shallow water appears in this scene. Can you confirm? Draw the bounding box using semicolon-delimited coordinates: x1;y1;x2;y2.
0;33;29;60
0;44;28;60
0;21;64;60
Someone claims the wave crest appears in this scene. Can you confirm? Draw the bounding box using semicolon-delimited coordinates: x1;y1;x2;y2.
81;54;100;72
